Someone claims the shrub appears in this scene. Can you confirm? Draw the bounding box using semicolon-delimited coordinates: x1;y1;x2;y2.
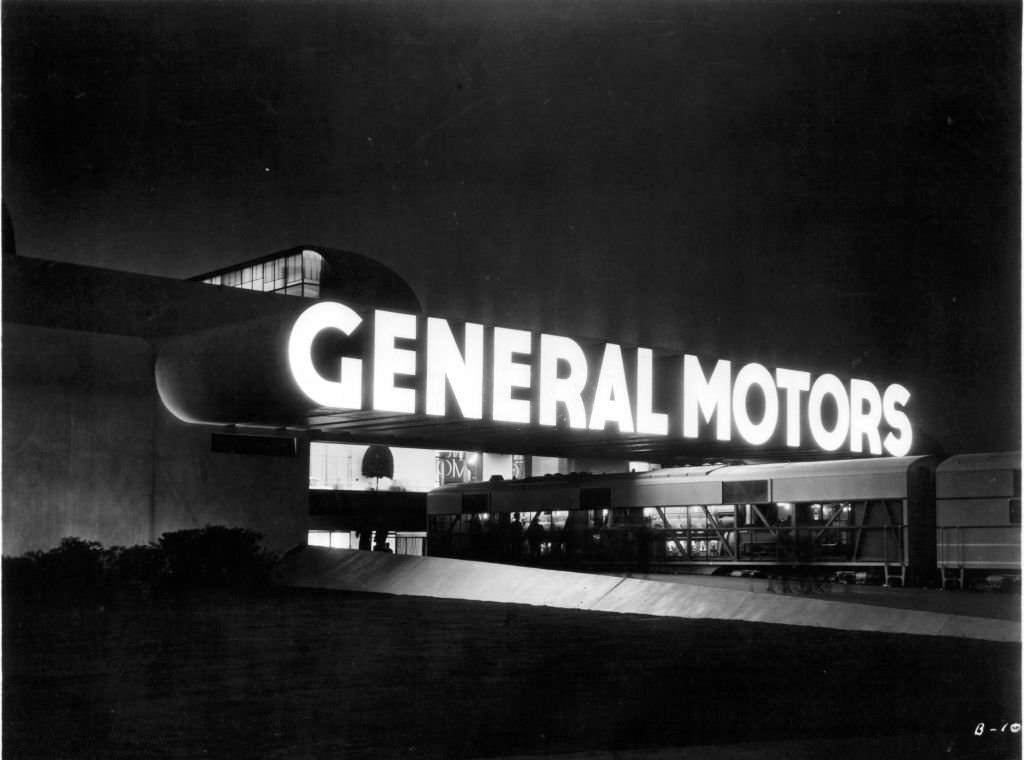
105;544;168;599
155;526;276;591
2;526;277;603
2;538;107;601
2;553;42;599
37;538;107;595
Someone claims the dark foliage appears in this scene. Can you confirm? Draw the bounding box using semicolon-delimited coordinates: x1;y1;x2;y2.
104;543;169;601
155;525;275;590
3;538;107;602
2;527;276;604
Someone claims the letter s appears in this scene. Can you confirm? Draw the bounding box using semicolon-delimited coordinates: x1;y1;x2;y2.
882;383;913;456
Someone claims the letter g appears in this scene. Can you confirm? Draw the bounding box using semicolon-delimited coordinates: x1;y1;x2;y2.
288;302;363;409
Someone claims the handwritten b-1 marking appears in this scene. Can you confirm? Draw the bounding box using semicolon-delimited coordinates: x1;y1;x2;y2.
974;722;1021;736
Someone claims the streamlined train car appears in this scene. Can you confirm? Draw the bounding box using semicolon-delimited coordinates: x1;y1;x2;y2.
427;455;938;586
936;452;1021;590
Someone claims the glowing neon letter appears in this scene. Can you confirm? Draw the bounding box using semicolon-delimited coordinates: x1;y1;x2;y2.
589;343;634;433
373;309;417;413
732;362;779;446
636;348;668;436
775;367;811;447
882;384;913;456
426;318;484;419
287;301;363;409
683;355;731;441
808;373;850;452
493;327;533;424
849;378;883;455
539;334;589;428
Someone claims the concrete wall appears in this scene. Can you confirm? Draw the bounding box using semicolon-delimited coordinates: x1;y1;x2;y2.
153;408;310;553
3;324;157;554
3;323;310;556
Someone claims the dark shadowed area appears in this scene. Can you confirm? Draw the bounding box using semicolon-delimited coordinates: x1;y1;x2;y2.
4;590;1021;759
2;0;1020;454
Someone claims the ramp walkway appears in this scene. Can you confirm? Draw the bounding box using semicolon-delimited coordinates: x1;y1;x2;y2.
276;547;1020;643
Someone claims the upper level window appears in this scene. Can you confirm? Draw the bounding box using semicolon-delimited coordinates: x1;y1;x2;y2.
285;254;302;285
199;249;326;298
302;249;323;281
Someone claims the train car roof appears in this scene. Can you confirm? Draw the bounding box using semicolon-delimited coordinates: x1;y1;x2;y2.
700;455;934;482
935;451;1021;474
429;455;934;494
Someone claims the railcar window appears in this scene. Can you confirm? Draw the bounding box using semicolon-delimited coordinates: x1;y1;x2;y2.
775;502;793;524
740;504;772;526
429;515;447;530
708;505;735;527
723;480;769;504
463;493;489;513
1011;499;1021;525
687;506;707;529
580;487;611;509
548;510;569;530
610;508;644;527
649;506;687;528
752;503;777;524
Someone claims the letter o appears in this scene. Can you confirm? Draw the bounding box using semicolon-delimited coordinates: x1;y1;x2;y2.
732;363;779;445
808;374;850;452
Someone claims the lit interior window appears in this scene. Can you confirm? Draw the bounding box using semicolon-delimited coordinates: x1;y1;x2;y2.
306;530;426;555
776;502;793;522
329;531;353;549
286;254;301;285
308;531;330;547
302;249;324;282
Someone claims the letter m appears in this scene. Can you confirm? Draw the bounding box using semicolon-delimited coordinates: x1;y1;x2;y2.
683;355;731;441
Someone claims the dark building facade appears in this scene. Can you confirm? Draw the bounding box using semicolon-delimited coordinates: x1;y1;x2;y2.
2;246;421;555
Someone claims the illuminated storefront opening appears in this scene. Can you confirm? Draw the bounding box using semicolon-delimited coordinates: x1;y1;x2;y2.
307;529;426;555
309;442;649;490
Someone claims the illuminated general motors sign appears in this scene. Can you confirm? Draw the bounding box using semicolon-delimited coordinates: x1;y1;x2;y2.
287;301;913;456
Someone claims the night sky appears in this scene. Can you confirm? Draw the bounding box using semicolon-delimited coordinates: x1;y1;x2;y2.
3;1;1020;454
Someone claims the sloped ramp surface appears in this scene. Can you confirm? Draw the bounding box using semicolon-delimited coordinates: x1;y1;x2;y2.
277;547;1019;642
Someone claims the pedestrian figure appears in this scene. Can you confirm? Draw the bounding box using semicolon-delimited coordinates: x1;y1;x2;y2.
468;513;483;558
510;512;525;562
526;515;545;561
636;518;652;574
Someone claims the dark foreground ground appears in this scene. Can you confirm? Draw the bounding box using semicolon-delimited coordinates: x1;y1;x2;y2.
4;588;1021;760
